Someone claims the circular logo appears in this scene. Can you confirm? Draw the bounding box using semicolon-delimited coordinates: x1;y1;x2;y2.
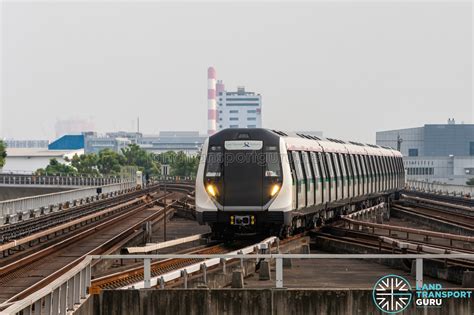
373;275;412;314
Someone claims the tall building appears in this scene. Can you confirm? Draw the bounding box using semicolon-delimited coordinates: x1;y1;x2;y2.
376;120;474;185
207;67;262;133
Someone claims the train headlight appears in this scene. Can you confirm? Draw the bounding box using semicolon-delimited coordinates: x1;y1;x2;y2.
206;184;218;197
270;184;280;197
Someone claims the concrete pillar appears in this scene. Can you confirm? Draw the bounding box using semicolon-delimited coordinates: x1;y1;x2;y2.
301;244;310;254
231;270;244;288
376;213;383;224
462;271;474;288
259;261;271;281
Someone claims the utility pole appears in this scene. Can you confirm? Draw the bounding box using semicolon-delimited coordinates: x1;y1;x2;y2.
163;183;167;242
397;134;403;152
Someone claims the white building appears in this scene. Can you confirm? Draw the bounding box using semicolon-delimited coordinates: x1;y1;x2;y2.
376;121;474;185
217;86;262;130
2;148;84;174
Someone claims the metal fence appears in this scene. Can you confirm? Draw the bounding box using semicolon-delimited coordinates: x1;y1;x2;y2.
406;179;474;198
0;181;136;224
0;174;121;187
2;252;474;315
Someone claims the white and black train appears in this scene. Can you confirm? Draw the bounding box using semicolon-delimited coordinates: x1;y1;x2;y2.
196;129;404;238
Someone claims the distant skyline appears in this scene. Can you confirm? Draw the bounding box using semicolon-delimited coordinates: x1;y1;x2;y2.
1;1;472;142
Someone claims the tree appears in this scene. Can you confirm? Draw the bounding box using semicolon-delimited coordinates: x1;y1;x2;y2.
97;149;125;175
467;178;474;186
0;140;6;169
69;153;100;176
170;151;199;177
121;144;160;177
36;158;77;176
156;151;200;177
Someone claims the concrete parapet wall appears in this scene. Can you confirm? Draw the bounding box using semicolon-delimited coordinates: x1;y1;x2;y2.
92;288;472;315
0;187;71;201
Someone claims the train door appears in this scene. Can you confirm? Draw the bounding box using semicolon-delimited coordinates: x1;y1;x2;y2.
325;153;337;201
350;155;359;197
355;155;365;196
390;156;396;190
301;152;315;207
332;154;343;200
292;151;306;209
381;156;388;191
318;152;330;203
310;152;323;205
287;151;297;209
343;154;352;198
373;156;380;193
365;155;374;194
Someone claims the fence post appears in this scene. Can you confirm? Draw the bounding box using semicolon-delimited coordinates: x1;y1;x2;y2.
276;257;283;288
416;258;423;288
144;258;151;289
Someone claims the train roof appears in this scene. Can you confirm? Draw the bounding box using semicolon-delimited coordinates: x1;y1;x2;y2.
269;129;401;157
208;128;401;157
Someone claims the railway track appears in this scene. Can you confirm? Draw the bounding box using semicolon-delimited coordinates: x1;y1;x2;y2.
313;228;474;270
92;243;229;290
393;203;474;230
402;190;474;208
0;184;195;304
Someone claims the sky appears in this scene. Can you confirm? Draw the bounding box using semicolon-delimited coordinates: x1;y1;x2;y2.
1;1;472;143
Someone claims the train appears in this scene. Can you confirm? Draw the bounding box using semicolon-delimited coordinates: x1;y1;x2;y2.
195;128;404;239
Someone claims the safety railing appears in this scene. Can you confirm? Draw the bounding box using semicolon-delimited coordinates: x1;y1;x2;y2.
405;180;474;198
0;174;121;187
2;252;473;315
0;181;136;224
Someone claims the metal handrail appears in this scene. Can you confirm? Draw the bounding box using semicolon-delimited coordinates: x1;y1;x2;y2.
0;181;136;222
2;252;474;315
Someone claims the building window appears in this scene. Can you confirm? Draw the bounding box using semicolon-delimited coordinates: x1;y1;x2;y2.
247;117;256;121
219;110;222;113
470;142;474;156
408;149;418;157
230;125;239;128
247;125;256;128
247;110;257;114
229;110;239;114
229;117;239;121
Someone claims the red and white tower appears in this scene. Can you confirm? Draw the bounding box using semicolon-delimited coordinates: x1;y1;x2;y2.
207;67;217;135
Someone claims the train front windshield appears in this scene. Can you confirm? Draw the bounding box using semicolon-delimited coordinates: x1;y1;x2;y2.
204;140;282;210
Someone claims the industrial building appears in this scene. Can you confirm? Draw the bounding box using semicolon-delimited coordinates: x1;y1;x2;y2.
84;131;206;155
207;67;262;134
376;120;474;185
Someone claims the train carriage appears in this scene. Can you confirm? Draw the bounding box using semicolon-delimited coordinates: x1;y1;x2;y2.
196;128;404;239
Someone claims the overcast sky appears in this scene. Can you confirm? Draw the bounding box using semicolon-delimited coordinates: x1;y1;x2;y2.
1;1;472;143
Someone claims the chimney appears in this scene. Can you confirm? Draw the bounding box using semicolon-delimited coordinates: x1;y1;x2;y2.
207;67;217;135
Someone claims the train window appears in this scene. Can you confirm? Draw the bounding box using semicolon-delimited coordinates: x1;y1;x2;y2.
325;153;335;178
309;152;321;179
367;155;375;177
205;151;223;177
350;154;359;177
265;150;281;177
338;154;348;178
358;155;366;176
332;153;341;178
375;156;382;176
288;151;296;179
292;151;304;180
317;152;328;180
344;154;353;179
301;152;314;180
